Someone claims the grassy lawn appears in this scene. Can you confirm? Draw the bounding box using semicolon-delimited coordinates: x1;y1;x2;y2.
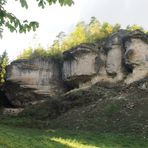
0;124;148;148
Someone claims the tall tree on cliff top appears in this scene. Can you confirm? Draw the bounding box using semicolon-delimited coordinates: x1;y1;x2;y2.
0;0;74;35
0;50;9;84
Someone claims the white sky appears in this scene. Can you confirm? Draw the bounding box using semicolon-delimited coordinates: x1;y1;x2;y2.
1;0;148;61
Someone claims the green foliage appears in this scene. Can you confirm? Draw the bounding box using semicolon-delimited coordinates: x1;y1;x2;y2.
17;17;148;60
0;51;9;84
112;23;121;32
57;17;121;52
17;17;121;60
126;25;144;32
30;46;47;58
0;0;74;35
87;17;101;42
46;32;65;59
17;47;33;59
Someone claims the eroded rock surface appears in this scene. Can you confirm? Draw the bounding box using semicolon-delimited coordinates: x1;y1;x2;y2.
4;30;148;107
62;44;98;86
63;30;148;87
123;31;148;84
4;58;66;107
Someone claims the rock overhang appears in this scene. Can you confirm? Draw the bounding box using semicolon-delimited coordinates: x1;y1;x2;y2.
62;43;99;85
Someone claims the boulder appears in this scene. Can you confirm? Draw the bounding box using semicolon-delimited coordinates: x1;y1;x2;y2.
4;57;66;107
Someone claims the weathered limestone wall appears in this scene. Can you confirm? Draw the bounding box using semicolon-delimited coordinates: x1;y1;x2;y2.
4;58;66;107
4;30;148;107
63;30;148;87
7;58;65;94
63;53;97;79
62;44;98;86
124;38;148;84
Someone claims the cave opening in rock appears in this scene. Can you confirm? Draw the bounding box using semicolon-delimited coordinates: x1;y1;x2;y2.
125;63;133;74
66;83;79;91
0;90;14;107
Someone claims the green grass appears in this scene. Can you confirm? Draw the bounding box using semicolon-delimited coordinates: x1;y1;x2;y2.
0;123;148;148
0;79;148;147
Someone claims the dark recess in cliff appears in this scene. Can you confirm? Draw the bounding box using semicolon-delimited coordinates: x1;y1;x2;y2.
0;89;13;107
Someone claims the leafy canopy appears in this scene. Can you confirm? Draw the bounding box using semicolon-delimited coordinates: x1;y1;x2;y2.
17;17;122;60
17;17;148;60
0;0;74;34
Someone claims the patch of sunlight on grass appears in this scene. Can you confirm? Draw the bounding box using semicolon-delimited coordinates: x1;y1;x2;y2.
50;137;99;148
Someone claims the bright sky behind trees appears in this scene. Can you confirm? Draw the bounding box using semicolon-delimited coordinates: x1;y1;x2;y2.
1;0;148;61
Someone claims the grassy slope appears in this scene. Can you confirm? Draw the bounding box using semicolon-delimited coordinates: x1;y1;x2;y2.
0;124;148;148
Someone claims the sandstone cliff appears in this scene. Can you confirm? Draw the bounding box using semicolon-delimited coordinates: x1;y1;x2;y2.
3;30;148;107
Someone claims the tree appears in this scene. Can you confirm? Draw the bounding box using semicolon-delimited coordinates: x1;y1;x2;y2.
47;38;63;58
63;21;88;49
17;47;33;59
87;16;101;42
17;18;120;60
126;25;144;32
0;0;74;35
112;23;121;32
100;22;113;38
0;50;9;84
30;46;47;58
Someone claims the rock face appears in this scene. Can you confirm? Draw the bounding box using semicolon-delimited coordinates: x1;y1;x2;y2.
4;30;148;107
123;31;148;84
62;44;98;87
105;30;128;79
63;30;148;87
4;58;65;107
